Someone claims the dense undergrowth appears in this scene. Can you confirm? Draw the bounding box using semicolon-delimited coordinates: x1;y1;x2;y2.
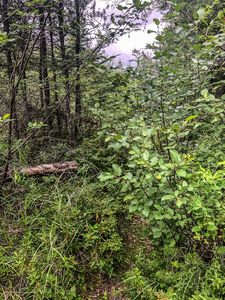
1;132;225;299
0;0;225;299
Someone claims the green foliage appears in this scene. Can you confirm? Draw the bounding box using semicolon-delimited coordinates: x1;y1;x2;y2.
0;177;127;299
100;89;225;250
0;0;225;298
123;248;225;299
98;0;225;258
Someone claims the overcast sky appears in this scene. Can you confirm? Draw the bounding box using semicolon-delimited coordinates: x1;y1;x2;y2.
95;0;162;64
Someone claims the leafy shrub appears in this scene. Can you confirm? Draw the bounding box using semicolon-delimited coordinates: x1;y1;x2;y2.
99;90;225;258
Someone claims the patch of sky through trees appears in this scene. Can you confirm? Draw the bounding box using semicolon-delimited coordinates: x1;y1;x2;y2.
96;0;163;65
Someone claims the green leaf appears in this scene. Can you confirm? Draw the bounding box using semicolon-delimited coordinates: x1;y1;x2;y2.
129;205;138;213
217;246;225;255
153;18;160;26
2;113;10;120
0;32;9;44
142;207;150;217
147;29;156;34
151;156;158;166
217;11;224;19
143;150;150;161
145;173;153;181
152;227;162;239
185;115;198;122
133;0;142;8
123;172;133;180
170;149;181;164
112;164;122;176
192;225;202;233
176;169;187;177
174;2;186;12
161;194;174;201
207;222;217;231
168;239;176;247
176;198;183;208
197;8;205;20
201;89;208;98
98;172;114;182
117;5;127;10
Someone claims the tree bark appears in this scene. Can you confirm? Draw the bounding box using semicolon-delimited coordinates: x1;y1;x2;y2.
2;0;20;139
58;1;71;134
49;13;62;134
74;0;82;139
39;5;52;129
2;161;78;179
20;161;77;176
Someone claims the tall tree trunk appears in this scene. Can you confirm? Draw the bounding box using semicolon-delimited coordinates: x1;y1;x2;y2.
57;0;70;135
74;0;82;139
19;9;31;123
49;13;62;134
39;5;52;129
2;0;20;139
2;0;13;78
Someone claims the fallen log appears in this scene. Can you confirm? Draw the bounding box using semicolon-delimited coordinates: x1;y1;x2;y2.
19;161;78;176
0;161;78;182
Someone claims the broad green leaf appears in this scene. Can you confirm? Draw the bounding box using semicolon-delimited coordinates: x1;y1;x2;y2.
145;173;153;181
207;222;217;231
170;149;181;164
192;225;202;233
176;198;183;208
161;194;174;201
152;227;162;239
123;172;133;180
197;8;205;20
129;205;138;213
98;172;114;182
151;156;158;166
112;164;122;176
142;207;150;217
176;169;187;177
143;150;150;161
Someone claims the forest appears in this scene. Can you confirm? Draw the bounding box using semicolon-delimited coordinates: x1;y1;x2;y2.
0;0;224;299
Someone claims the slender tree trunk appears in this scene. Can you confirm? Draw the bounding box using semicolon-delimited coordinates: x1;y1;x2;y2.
19;11;31;123
2;0;13;78
49;13;62;134
39;50;44;108
21;71;31;122
2;0;19;182
74;0;82;139
39;5;52;129
58;0;70;134
2;0;20;139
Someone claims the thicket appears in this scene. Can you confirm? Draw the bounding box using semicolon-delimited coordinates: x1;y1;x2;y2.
0;0;224;299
